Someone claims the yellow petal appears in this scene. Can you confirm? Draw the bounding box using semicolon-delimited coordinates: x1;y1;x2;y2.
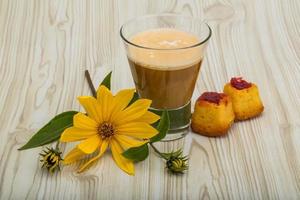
60;127;97;142
110;89;135;121
78;140;109;173
63;148;86;165
97;86;114;122
114;134;148;149
116;122;158;139
138;111;160;124
110;139;135;175
73;113;98;130
78;96;102;123
113;99;152;126
77;135;101;154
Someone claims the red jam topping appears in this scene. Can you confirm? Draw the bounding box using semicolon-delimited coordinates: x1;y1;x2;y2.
230;77;252;90
198;92;226;105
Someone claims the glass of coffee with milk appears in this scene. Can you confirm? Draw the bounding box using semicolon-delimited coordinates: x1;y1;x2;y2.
120;14;211;141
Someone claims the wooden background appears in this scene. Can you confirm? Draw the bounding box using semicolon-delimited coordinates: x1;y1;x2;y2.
0;0;299;199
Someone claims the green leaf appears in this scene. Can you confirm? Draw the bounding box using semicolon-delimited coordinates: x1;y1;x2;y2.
122;144;149;162
18;111;78;150
150;110;170;143
100;71;112;90
128;92;139;106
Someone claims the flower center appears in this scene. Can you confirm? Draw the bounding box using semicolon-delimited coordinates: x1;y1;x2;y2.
98;122;114;139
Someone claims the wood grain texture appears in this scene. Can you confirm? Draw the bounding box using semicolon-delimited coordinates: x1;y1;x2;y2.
0;0;300;199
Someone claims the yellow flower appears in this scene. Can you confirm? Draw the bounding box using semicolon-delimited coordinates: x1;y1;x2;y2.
60;85;160;175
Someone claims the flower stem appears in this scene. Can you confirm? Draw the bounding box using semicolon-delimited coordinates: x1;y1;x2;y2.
55;141;60;151
149;143;168;160
85;70;97;98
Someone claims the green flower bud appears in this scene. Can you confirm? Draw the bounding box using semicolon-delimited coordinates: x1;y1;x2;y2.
40;147;63;173
165;149;188;174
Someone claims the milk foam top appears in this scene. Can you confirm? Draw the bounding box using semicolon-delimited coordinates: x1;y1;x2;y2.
128;28;203;70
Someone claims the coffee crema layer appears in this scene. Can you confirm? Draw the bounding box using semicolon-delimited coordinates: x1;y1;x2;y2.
128;28;203;70
128;28;203;109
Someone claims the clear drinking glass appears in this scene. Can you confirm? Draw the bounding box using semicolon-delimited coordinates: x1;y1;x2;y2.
120;14;211;141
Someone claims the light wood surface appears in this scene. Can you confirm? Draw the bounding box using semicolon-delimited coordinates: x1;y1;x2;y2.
0;0;300;199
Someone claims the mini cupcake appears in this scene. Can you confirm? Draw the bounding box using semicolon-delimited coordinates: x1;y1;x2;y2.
191;92;235;137
223;77;264;120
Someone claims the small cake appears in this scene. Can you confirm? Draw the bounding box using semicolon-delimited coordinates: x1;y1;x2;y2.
223;77;264;120
191;92;235;137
